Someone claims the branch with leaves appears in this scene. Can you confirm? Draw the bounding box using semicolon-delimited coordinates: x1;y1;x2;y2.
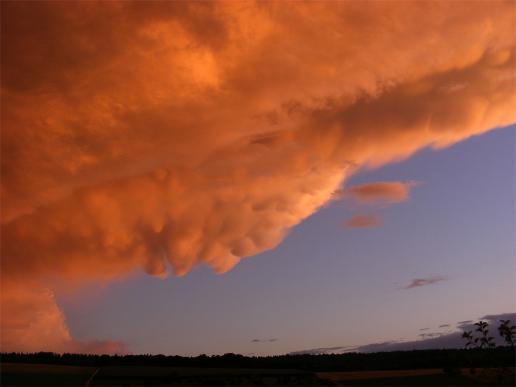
474;321;495;349
461;330;474;348
497;319;515;348
462;319;516;349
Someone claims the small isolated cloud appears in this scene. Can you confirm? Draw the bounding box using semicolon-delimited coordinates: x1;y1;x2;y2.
439;324;451;328
419;332;444;339
343;214;381;229
251;338;278;343
419;327;430;331
403;276;446;289
335;181;418;204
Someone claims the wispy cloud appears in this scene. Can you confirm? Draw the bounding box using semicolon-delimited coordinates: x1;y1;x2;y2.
251;338;279;343
419;332;444;339
403;276;447;289
288;345;358;356
343;214;382;229
334;181;418;205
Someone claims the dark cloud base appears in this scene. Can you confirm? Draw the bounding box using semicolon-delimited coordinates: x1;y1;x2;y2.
289;313;516;355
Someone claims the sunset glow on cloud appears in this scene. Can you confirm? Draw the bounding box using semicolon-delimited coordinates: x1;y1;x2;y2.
344;215;382;229
336;181;418;204
1;1;515;353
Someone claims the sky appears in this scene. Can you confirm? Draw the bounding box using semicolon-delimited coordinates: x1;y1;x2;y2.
57;126;515;356
1;1;515;355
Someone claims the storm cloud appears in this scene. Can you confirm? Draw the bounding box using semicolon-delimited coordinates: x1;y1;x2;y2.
1;1;515;352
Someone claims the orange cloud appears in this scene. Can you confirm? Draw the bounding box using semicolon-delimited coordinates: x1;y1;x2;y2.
336;181;418;204
344;215;382;229
1;1;515;352
0;279;126;354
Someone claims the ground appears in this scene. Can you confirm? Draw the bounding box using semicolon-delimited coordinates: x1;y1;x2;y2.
1;363;515;386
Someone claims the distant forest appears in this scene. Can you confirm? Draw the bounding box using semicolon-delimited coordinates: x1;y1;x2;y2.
2;347;515;371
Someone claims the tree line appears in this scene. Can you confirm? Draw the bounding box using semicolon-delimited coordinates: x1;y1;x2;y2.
1;347;515;371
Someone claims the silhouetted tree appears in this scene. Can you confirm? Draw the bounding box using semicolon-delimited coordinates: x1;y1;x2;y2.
462;330;474;349
498;319;516;348
474;321;495;349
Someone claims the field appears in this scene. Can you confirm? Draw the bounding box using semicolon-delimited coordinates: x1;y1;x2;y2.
318;368;516;386
2;363;515;386
1;363;330;386
0;363;96;386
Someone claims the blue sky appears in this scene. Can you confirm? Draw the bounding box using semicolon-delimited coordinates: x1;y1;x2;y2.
59;125;515;356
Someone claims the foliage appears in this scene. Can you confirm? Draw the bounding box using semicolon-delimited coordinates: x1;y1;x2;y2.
461;330;474;349
461;320;516;349
460;319;516;384
474;321;495;349
497;320;516;348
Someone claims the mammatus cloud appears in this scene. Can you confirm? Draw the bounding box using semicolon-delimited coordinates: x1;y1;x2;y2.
335;181;418;204
1;1;515;352
343;214;382;229
403;276;447;289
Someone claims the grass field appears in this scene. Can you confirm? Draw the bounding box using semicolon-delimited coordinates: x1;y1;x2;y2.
1;363;330;386
318;368;516;386
2;363;515;386
0;363;96;386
